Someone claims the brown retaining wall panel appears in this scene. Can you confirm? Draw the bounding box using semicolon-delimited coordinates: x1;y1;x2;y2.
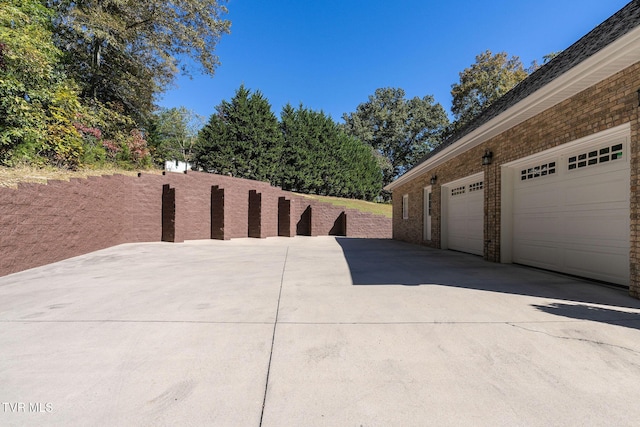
248;190;262;238
278;197;292;237
0;175;130;276
329;212;347;236
0;171;392;277
161;184;176;242
211;186;225;240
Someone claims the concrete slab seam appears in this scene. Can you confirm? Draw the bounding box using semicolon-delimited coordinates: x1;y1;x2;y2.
259;245;289;426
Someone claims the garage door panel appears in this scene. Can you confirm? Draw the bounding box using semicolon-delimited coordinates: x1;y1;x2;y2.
563;247;629;284
563;173;627;207
563;211;628;243
564;200;628;212
448;214;484;255
445;174;484;256
513;243;562;271
513;187;560;212
513;214;560;240
511;136;629;286
449;234;483;255
467;216;483;232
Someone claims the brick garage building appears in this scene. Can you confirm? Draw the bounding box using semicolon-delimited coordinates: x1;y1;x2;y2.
385;2;640;297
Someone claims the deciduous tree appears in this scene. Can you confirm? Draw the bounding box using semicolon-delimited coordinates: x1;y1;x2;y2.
149;107;204;167
0;0;84;167
342;88;449;187
53;0;231;124
451;50;528;129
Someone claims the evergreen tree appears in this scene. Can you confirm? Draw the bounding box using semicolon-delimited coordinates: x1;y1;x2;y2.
279;104;381;200
196;93;382;200
194;85;283;184
279;103;327;193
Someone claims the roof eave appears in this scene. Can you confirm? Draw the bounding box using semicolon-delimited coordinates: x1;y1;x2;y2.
385;24;640;192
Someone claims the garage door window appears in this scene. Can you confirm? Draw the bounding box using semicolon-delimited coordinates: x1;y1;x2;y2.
521;162;556;181
469;181;484;192
568;143;623;170
451;186;466;196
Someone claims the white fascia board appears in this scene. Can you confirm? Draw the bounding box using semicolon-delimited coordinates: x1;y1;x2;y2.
385;25;640;192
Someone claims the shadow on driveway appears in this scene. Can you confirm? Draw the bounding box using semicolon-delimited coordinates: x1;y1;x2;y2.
336;238;640;329
531;303;640;330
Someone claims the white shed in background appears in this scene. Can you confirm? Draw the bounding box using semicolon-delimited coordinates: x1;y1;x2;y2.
164;160;192;173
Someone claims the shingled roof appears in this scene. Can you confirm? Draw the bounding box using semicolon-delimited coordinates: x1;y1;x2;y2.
412;0;640;168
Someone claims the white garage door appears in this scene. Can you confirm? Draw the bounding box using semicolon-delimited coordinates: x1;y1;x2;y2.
511;133;629;285
444;173;484;256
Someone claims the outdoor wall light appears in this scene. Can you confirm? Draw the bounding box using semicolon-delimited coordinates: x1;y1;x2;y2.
430;175;437;185
637;88;640;107
482;150;493;165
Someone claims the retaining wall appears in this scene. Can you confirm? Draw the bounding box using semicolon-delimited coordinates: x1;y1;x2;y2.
0;171;391;276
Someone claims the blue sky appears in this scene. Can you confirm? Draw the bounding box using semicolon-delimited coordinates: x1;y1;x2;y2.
159;0;631;123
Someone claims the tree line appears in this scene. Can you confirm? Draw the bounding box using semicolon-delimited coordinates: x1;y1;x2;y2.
192;49;550;195
194;86;383;201
1;0;555;199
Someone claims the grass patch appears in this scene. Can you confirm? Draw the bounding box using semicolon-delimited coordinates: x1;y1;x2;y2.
297;193;392;218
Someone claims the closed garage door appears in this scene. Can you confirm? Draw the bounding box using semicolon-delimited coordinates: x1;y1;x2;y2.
443;173;484;256
510;132;629;285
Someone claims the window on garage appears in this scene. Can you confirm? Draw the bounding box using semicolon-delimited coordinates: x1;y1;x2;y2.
402;194;409;220
423;187;432;241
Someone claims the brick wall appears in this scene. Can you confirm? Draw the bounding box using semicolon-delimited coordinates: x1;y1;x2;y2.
0;175;130;275
391;62;640;295
1;171;391;277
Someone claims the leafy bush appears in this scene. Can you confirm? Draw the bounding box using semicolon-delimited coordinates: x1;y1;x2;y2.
0;0;152;170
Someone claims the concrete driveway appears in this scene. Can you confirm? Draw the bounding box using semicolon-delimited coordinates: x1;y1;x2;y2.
2;237;640;426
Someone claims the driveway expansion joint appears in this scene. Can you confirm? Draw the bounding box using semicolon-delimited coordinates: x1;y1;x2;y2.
259;246;289;426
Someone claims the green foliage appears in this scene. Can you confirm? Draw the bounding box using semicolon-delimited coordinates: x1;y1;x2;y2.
195;88;382;200
149;107;204;167
543;52;561;64
529;51;563;74
0;0;155;169
73;101;151;168
53;0;231;124
451;50;528;129
194;85;283;183
0;0;84;167
279;103;326;193
342;87;449;187
280;104;381;200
